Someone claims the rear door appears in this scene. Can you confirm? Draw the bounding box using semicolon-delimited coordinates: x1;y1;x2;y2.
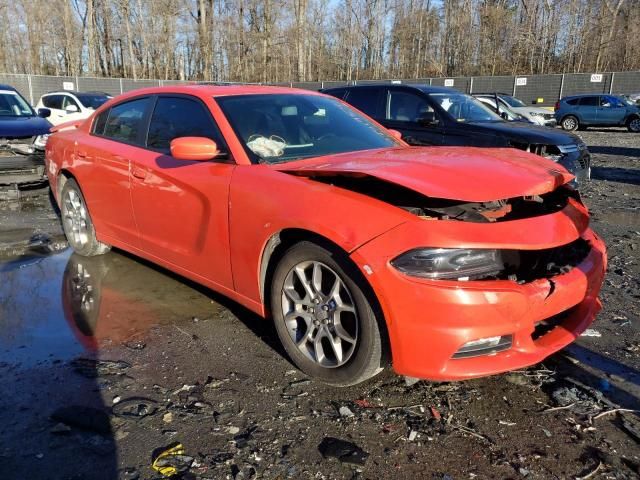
597;95;627;125
384;88;444;145
81;96;152;248
577;96;599;125
129;94;234;288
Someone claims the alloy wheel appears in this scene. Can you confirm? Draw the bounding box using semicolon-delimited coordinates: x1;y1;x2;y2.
630;118;640;132
281;260;358;368
563;117;577;130
63;189;90;248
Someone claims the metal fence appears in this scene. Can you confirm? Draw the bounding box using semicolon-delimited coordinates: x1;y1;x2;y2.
1;71;639;108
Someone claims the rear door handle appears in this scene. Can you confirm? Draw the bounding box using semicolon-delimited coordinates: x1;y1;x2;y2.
77;150;88;158
131;166;148;180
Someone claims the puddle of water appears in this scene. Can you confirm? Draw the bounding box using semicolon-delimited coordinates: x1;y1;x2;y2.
0;249;220;368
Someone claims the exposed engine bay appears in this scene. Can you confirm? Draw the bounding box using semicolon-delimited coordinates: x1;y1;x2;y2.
303;173;581;223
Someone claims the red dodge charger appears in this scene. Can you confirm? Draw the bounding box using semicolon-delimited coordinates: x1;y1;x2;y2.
45;85;606;386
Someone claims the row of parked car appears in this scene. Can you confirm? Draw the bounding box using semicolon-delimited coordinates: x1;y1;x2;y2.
0;82;638;189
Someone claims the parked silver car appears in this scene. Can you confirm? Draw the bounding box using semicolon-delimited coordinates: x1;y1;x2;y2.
474;93;557;127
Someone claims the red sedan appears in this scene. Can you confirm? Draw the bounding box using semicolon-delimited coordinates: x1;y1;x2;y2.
45;85;606;386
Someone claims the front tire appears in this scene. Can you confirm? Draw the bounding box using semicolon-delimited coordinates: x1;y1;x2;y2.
627;116;640;132
270;241;384;386
60;178;111;257
561;115;579;131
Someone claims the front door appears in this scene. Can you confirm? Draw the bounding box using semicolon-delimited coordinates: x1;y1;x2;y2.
383;89;444;145
597;96;627;125
129;95;234;289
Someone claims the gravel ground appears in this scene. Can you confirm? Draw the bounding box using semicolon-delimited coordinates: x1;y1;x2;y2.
0;129;638;480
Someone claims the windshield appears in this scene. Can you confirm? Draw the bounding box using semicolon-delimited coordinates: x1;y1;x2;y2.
501;95;527;108
216;93;398;163
0;90;35;117
429;93;502;122
76;93;110;109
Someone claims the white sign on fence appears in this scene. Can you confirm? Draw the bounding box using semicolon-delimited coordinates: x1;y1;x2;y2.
444;79;454;87
62;81;75;90
590;74;603;83
515;77;527;86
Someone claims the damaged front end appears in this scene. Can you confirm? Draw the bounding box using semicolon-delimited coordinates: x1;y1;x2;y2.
0;136;48;187
514;142;591;184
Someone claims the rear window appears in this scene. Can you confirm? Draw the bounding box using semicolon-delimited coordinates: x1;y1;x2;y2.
42;95;64;109
93;109;109;135
101;97;150;144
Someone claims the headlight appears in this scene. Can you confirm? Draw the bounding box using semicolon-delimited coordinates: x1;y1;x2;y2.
33;134;51;149
391;248;506;280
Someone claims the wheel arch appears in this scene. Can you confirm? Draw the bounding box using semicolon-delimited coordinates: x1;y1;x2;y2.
259;227;392;365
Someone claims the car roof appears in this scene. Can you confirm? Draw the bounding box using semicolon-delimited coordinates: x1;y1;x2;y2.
561;93;606;100
110;84;322;101
323;84;459;95
0;84;18;92
43;90;111;96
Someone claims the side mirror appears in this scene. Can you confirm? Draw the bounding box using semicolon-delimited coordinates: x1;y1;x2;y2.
65;104;79;113
417;111;438;126
170;137;221;161
500;111;509;120
387;129;403;140
37;108;51;118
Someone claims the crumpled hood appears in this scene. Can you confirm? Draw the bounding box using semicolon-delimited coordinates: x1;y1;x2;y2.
275;146;574;202
0;115;52;138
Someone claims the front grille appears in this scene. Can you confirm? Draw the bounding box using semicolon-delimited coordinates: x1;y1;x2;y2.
577;155;589;169
544;114;555;120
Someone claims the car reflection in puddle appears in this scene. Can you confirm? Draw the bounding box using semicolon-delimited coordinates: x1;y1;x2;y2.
0;248;219;367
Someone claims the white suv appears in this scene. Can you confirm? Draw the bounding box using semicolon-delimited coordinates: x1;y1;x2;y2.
474;93;557;127
35;91;112;126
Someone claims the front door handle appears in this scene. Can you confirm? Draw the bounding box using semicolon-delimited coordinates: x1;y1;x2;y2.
131;166;147;180
77;150;88;158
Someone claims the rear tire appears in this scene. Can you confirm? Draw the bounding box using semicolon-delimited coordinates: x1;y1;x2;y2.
627;116;640;133
561;115;579;131
270;241;385;386
60;178;111;257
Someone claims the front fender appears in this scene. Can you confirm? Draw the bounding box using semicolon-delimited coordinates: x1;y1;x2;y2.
228;165;408;305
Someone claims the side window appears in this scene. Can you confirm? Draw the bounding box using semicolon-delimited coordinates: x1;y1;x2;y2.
579;96;599;107
566;98;580;106
387;90;433;123
93;109;109;135
43;95;64;109
62;96;80;110
146;96;225;152
344;88;384;118
102;97;150;144
602;96;621;107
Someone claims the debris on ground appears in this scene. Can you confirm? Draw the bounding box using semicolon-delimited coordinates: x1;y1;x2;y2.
581;329;602;338
112;397;159;419
318;437;369;466
151;443;193;477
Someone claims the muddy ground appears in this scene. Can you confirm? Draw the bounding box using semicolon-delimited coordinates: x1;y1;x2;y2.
0;129;638;480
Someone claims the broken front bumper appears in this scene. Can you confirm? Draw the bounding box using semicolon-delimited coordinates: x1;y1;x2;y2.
0;152;47;186
350;203;606;381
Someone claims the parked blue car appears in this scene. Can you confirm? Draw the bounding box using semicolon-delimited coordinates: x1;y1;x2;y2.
555;94;640;132
0;84;52;187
